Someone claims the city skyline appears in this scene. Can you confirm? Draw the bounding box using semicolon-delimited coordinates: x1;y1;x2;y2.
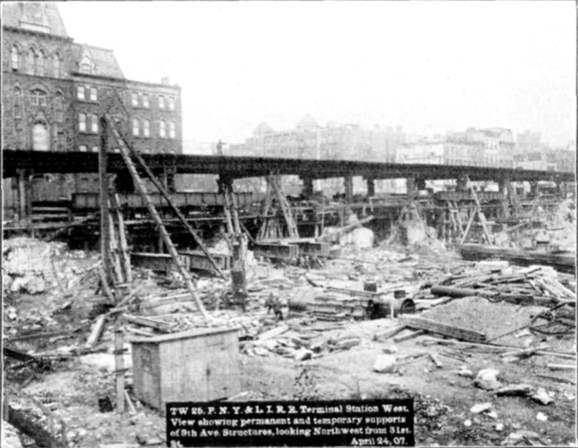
55;1;576;148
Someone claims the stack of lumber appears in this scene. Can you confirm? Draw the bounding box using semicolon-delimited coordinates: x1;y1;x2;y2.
427;264;576;306
457;244;576;274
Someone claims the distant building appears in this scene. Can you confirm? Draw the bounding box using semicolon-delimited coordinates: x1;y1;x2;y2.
241;117;403;162
2;2;183;155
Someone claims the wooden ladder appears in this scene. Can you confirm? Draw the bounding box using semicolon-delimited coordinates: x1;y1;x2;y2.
105;115;208;319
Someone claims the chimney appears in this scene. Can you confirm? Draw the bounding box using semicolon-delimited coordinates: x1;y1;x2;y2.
161;77;170;85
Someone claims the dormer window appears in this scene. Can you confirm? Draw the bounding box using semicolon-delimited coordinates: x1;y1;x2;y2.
79;54;94;75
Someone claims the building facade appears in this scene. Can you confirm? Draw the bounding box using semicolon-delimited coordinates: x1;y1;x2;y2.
2;2;182;155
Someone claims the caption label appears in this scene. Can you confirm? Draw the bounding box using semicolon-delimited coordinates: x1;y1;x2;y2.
166;399;414;447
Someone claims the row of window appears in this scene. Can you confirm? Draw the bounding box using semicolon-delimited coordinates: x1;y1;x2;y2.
78;113;99;133
131;92;175;110
132;118;177;139
11;45;62;78
77;85;98;102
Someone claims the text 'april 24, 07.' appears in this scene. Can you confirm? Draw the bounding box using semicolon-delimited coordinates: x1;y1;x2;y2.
166;399;414;447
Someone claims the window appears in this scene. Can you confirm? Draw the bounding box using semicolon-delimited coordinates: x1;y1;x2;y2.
90;87;97;102
53;54;60;78
169;121;176;139
91;114;98;133
14;88;22;118
159;120;166;138
26;50;35;74
133;118;140;136
30;89;47;106
37;50;45;76
11;46;19;71
32;121;49;151
158;95;165;109
131;92;138;107
79;113;86;132
143;120;150;137
54;93;63;122
92;146;99;153
79;55;94;74
143;94;149;108
79;145;88;152
168;96;175;110
77;86;85;100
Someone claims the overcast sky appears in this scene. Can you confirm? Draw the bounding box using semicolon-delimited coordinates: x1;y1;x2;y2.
57;1;576;148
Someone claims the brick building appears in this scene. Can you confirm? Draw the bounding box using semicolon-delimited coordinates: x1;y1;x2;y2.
2;2;182;155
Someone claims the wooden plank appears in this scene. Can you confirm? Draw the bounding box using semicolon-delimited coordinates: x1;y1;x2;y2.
124;314;171;333
399;316;487;343
114;328;125;413
374;325;406;340
85;315;107;349
393;330;427;343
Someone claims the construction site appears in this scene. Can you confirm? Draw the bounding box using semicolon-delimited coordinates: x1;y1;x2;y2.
2;2;577;447
3;117;577;447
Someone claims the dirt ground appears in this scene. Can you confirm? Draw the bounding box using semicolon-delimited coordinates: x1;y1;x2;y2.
3;237;577;447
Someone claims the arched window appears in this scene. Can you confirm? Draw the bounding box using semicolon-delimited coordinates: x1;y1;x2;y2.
30;89;47;106
11;46;19;71
91;114;98;133
37;50;45;76
131;92;138;107
159;120;166;138
14;87;22;118
143;94;149;108
53;54;61;78
77;85;85;100
90;87;97;102
54;92;63;122
26;49;35;74
158;95;165;109
169;121;176;139
143;120;150;137
79;113;86;132
168;97;175;111
79;54;94;74
132;118;140;136
32;121;49;151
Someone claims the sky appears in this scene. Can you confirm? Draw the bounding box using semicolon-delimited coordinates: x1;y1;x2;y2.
56;1;576;149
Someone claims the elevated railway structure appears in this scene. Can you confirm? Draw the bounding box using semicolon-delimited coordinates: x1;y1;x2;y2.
2;148;575;253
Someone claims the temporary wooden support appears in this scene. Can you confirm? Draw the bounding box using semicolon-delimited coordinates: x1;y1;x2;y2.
118;137;226;280
111;194;133;283
98;119;114;290
257;175;299;241
105;115;208;319
114;328;125;413
399;316;487;343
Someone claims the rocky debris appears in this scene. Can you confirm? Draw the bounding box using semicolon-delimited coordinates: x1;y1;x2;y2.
531;387;554;405
536;412;548;421
373;354;398;373
470;402;493;414
2;420;24;448
494;384;535;397
474;368;502;390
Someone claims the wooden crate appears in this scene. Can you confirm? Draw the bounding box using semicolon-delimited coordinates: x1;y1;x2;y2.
131;328;241;412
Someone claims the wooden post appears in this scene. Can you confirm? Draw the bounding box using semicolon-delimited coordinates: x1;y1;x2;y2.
366;178;376;198
114;327;125;413
99;117;113;286
344;175;353;203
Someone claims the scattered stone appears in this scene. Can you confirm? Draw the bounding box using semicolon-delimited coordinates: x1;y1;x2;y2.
474;368;502;390
373;355;398;373
536;412;548;421
294;348;313;362
502;431;543;446
494;384;535;397
487;411;498;419
470;403;493;414
464;419;472;427
531;388;554;405
457;367;474;378
382;346;398;354
495;423;504;432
